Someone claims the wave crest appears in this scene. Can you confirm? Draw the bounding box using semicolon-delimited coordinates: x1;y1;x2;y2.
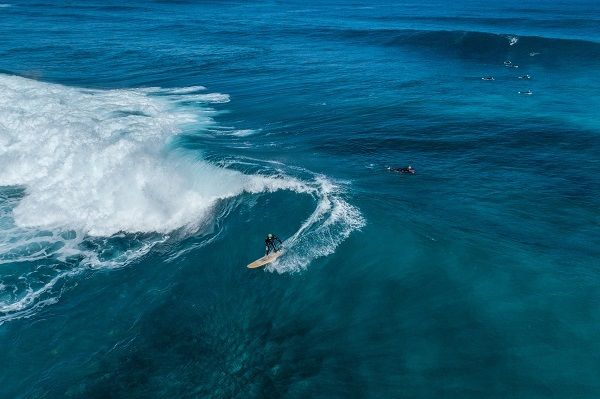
312;27;600;64
0;74;288;236
0;74;364;323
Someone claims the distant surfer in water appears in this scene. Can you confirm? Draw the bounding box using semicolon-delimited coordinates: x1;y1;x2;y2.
265;233;282;255
387;165;416;174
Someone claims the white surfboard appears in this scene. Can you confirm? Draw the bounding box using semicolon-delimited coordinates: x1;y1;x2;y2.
247;250;283;269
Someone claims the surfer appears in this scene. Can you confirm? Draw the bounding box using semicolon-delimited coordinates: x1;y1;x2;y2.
265;233;282;255
481;76;495;81
387;165;416;174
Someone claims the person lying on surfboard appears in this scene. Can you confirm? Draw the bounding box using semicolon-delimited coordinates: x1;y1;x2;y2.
265;233;282;256
387;165;415;174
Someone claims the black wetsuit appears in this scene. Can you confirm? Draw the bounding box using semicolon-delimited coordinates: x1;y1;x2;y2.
265;235;282;255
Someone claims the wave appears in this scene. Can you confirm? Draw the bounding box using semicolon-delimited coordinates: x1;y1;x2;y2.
368;14;600;31
311;27;600;64
0;74;363;322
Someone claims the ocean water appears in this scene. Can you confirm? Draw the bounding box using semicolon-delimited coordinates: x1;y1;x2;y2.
0;0;599;397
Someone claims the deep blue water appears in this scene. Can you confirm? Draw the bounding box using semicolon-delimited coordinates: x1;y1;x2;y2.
1;0;599;397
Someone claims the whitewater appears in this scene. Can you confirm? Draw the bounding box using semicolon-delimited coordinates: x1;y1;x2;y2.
0;73;364;322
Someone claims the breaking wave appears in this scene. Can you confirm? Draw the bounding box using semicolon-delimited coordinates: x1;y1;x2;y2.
0;74;363;322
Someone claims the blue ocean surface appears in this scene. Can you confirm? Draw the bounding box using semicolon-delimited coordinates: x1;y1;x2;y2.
0;0;599;397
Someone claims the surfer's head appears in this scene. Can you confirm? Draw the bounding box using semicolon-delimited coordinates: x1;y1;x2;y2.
268;233;273;239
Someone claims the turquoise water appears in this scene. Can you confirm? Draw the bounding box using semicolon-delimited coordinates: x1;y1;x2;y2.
0;0;599;397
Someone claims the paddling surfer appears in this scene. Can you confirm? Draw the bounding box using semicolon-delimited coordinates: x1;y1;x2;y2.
387;165;416;174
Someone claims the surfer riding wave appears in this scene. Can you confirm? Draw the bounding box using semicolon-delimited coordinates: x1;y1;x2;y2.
0;74;365;322
265;233;282;255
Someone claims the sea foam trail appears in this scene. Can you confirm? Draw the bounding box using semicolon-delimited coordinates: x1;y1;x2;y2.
0;74;364;322
269;176;365;273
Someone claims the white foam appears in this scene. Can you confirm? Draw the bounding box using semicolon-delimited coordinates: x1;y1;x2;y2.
268;177;365;273
169;93;230;103
160;86;207;94
0;74;292;237
230;129;257;137
0;74;364;322
0;273;63;314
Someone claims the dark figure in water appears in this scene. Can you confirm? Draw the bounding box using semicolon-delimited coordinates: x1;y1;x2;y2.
387;165;416;174
265;233;282;255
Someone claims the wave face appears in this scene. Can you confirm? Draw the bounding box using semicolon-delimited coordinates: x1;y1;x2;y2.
315;27;600;65
0;74;363;322
388;30;600;61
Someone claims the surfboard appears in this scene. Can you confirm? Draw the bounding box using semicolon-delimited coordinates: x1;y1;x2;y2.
247;250;283;269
